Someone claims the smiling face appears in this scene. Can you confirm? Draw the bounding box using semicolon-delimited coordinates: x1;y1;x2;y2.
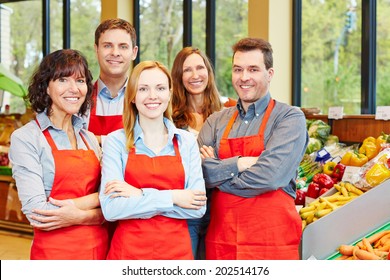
232;49;274;111
47;73;88;118
95;28;138;81
134;68;171;121
182;53;209;96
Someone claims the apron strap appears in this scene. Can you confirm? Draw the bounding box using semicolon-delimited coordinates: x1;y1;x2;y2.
222;99;275;139
35;118;91;151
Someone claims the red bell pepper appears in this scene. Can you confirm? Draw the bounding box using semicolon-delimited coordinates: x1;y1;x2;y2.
331;163;346;181
306;182;320;198
294;189;306;205
312;173;334;190
319;187;330;196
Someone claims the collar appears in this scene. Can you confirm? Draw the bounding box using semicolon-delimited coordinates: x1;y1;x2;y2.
134;116;179;144
97;78;128;100
36;111;84;131
236;92;272;118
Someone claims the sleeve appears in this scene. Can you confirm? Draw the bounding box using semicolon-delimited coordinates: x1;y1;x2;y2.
100;132;205;221
197;113;241;189
85;130;102;160
218;109;309;198
161;133;206;219
99;132;173;221
9;127;57;223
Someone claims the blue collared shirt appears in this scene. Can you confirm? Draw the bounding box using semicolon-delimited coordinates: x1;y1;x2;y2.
82;78;126;143
9;112;101;222
99;117;206;221
198;93;309;199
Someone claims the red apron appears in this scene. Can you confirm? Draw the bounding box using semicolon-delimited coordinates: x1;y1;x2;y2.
31;120;108;260
205;99;302;260
107;137;193;260
87;82;123;135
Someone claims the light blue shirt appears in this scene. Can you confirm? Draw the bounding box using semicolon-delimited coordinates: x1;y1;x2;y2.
82;78;126;144
9;112;101;222
99;117;206;221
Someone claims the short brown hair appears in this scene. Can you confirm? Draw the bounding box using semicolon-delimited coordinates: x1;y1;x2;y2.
232;38;273;70
95;18;137;48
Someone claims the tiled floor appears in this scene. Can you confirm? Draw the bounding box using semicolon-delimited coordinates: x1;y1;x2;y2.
0;230;32;260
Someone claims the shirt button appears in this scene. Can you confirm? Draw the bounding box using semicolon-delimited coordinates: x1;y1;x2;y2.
256;113;259;117
230;173;235;176
244;120;248;124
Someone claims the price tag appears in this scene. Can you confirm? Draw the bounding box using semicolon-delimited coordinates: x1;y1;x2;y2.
375;106;390;120
341;166;361;183
328;106;343;119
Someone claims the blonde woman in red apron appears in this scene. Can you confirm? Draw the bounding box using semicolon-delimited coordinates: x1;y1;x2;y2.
99;61;207;260
198;38;308;260
9;49;108;260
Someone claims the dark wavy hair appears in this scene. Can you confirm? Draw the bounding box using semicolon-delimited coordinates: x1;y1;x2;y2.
28;49;93;116
171;47;222;129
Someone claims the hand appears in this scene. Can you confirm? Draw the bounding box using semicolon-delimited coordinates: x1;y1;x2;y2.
237;156;258;172
104;180;143;198
171;189;207;209
29;197;84;231
200;145;215;160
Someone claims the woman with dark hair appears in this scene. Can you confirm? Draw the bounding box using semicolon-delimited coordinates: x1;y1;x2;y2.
9;49;108;260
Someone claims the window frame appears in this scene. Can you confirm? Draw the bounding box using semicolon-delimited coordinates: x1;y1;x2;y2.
293;0;377;114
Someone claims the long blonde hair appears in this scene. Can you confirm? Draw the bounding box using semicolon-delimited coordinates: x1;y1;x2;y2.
123;61;173;151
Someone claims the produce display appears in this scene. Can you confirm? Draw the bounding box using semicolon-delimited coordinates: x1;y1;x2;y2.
331;223;390;260
0;110;34;173
296;117;390;261
300;182;363;230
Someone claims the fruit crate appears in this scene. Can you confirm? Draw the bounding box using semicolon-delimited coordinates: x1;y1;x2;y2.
300;179;390;260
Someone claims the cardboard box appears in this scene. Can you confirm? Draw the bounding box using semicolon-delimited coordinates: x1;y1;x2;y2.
300;180;390;260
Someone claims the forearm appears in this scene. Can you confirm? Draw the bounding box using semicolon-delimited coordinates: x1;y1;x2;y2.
201;156;240;188
100;188;173;221
80;208;105;225
72;193;100;210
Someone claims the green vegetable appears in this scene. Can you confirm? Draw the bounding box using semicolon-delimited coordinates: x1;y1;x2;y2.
306;119;315;130
306;137;323;154
307;120;331;143
324;134;339;146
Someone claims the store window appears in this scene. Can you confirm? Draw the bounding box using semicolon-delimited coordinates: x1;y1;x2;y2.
300;0;362;115
0;0;100;114
139;0;184;67
0;0;42;114
138;0;247;99
215;0;247;97
376;0;390;107
70;0;101;79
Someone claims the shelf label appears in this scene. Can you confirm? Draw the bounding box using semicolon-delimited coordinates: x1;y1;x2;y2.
375;106;390;120
342;166;361;183
328;106;343;119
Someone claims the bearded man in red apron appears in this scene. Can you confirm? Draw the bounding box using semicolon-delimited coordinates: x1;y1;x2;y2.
198;38;309;260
